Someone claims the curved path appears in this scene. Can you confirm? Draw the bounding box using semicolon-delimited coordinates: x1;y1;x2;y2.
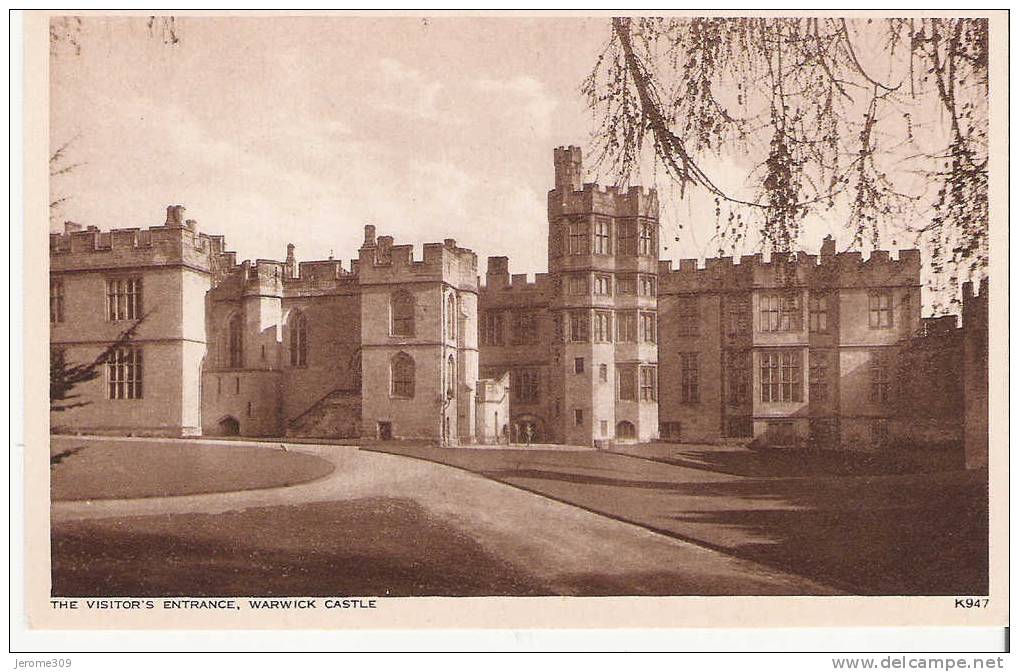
52;438;838;595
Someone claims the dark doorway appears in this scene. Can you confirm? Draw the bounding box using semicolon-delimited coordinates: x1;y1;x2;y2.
377;421;393;441
218;416;240;436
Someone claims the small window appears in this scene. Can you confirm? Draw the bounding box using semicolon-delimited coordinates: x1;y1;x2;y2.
725;350;750;405
235;377;240;394
600;420;608;436
640;366;658;402
107;277;142;321
617;221;636;256
616;311;637;342
617;364;637;401
640;312;657;343
247;401;253;418
574;357;585;374
391;290;415;336
678;297;699;336
599;363;608;382
809;293;830;333
289;311;308;367
871;418;890;449
574;408;584;425
638;274;657;297
50;278;64;323
107;346;143;400
761;350;802;402
446;355;456;399
680;353;699;403
391;352;415;398
481;311;504;346
446;294;457;341
593;311;612;342
616;275;636;295
869;292;893;329
569;274;589;295
570;311;590;342
638;221;655;256
568;220;589;255
227;314;244;369
593;219;611;255
726;296;749;337
594;275;612;296
869;350;891;403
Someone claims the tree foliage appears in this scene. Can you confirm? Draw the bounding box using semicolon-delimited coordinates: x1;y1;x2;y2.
584;17;988;310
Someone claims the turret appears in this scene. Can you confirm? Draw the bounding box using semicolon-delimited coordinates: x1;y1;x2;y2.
553;145;583;192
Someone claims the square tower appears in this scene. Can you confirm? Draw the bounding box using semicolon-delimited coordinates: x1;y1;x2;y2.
546;147;661;445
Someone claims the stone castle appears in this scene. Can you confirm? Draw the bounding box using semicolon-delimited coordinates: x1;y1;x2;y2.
49;146;989;467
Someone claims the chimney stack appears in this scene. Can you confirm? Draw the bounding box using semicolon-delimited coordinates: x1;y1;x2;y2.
165;205;186;227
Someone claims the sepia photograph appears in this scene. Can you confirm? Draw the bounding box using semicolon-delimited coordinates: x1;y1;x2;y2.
15;9;1008;642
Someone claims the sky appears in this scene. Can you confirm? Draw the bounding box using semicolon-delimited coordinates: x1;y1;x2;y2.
49;15;897;278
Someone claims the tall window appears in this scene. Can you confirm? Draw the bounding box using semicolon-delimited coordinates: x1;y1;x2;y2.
680;353;700;403
391;352;415;398
617;364;637;400
869;292;893;328
227;314;244;368
446;355;456;398
289;311;308;367
569;310;590;342
50;278;64;323
593;311;612;342
617;220;636;255
616;275;636;295
678;297;699;336
599;363;608;382
760;293;802;332
638;275;657;297
481;311;504;345
107;346;143;400
569;274;589;295
616;311;637;342
725;350;750;405
515;368;539;403
511;311;539;345
809;350;831;402
568;219;589;255
107;277;142;321
594;275;612;296
726;296;749;337
639;366;658;401
574;357;585;374
593;219;611;254
761;350;802;402
391;290;415;336
639;312;657;343
638;221;655;256
870;350;891;403
446;294;457;340
809;293;830;333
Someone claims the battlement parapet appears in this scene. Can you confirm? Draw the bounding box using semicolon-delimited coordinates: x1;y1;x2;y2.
50;210;236;276
480;256;552;296
356;225;479;289
548;182;659;219
659;245;923;293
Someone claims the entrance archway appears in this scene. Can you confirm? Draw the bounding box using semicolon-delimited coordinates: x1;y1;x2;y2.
218;416;240;436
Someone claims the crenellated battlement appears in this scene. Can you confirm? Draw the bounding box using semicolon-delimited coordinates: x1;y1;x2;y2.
356;225;479;290
658;244;922;293
49;207;237;277
547;145;659;220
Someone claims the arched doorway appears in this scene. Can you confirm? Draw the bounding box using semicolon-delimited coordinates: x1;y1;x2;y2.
512;414;544;445
615;420;636;440
218;416;240;436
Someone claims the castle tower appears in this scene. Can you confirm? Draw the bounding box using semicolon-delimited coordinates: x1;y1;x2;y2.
357;225;479;443
546;146;660;445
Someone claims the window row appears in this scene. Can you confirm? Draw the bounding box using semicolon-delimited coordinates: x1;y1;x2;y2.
555;218;657;257
50;277;144;323
480;310;541;346
566;273;657;297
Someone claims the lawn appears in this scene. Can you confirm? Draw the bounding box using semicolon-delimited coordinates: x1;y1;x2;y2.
365;442;989;595
52;497;548;596
50;438;335;501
